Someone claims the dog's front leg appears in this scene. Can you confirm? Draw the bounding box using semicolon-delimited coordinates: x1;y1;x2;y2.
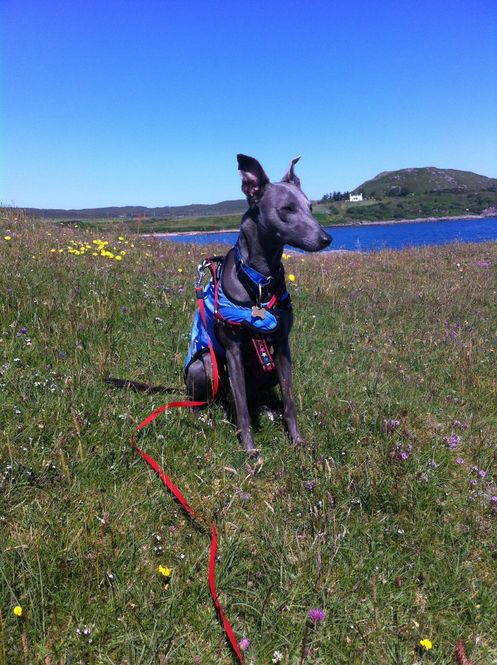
273;339;304;445
223;342;257;452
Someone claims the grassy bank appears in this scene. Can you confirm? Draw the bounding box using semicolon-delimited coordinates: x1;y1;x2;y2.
1;210;497;664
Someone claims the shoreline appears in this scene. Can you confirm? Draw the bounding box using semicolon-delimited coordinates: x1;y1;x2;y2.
145;213;494;237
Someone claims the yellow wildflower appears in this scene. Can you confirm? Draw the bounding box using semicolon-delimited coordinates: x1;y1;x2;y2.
419;639;432;651
4;236;11;241
118;236;125;241
178;268;183;273
115;255;122;261
288;273;296;282
13;605;23;617
158;565;172;577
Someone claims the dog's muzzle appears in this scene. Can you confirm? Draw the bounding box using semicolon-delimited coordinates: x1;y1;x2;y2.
319;231;332;248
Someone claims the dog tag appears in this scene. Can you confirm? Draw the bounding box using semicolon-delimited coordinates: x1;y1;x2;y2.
251;305;266;319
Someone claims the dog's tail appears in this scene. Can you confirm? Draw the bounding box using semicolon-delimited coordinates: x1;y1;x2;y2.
104;377;177;394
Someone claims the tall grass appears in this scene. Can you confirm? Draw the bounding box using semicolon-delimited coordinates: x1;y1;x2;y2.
1;209;497;664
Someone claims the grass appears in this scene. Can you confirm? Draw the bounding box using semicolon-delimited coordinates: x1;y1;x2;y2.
58;214;243;235
1;209;497;664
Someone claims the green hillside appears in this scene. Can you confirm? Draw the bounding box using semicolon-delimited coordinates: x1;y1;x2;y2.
314;167;497;225
355;167;497;198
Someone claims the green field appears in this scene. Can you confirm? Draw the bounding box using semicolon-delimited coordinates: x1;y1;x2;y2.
2;210;497;664
57;214;243;235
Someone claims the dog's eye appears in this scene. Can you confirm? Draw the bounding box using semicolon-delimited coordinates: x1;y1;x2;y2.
281;205;294;213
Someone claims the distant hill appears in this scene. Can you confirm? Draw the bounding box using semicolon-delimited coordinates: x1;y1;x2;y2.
317;167;497;225
354;167;497;198
25;199;247;220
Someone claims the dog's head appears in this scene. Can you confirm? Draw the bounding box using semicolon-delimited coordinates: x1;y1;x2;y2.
237;154;332;252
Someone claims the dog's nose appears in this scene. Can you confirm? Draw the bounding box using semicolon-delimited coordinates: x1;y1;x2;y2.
320;231;332;248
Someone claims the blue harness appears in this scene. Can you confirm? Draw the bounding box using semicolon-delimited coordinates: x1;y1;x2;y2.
185;245;291;372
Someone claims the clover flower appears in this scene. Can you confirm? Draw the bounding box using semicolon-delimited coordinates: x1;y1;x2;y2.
238;637;251;651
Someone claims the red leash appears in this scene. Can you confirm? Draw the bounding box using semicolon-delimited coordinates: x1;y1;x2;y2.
130;275;243;664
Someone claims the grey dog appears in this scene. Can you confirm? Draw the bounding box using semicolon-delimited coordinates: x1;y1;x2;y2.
185;154;332;453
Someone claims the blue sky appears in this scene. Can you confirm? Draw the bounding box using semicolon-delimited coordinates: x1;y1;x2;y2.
1;0;496;208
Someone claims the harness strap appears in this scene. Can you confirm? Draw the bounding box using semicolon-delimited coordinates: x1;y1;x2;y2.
251;337;276;373
131;260;242;664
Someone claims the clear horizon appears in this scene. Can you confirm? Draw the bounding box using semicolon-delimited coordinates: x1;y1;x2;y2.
1;0;496;209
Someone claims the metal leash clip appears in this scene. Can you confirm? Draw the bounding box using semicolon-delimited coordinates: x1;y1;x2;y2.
196;258;211;288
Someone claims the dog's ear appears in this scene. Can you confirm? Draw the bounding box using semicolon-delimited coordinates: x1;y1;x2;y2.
237;154;270;203
281;156;301;188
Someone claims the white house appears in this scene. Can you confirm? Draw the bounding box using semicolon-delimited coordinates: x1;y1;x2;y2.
349;193;363;202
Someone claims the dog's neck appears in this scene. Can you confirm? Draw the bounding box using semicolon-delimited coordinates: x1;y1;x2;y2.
237;211;283;277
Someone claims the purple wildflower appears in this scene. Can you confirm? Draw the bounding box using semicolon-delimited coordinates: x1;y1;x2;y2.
304;480;317;492
490;496;497;506
390;443;412;463
443;434;460;450
470;479;477;487
456;458;465;465
238;637;251;651
17;326;28;336
383;418;400;434
478;469;487;479
57;350;66;359
308;608;326;624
